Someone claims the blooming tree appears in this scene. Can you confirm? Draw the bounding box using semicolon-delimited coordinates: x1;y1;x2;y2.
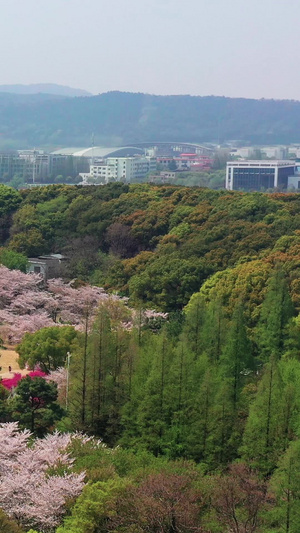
0;266;168;344
0;268;122;343
0;267;42;308
47;278;110;326
0;267;57;342
46;367;68;404
0;422;88;531
0;310;55;343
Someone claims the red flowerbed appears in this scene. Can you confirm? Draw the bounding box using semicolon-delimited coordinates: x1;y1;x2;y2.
1;370;46;390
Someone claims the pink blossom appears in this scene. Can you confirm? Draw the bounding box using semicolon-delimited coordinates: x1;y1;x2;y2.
46;367;67;404
143;309;169;320
0;423;88;530
0;266;167;343
0;267;113;342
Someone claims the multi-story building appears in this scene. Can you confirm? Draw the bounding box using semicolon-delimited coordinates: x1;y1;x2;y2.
226;160;297;191
0;152;27;180
19;151;52;181
157;154;212;171
0;150;88;183
90;156;156;183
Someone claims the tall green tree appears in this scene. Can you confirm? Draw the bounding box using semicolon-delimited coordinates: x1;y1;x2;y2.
201;297;227;363
268;440;300;533
120;330;156;449
183;361;219;463
256;269;294;361
10;376;63;436
161;337;210;460
131;332;174;455
241;358;285;474
69;301;132;443
17;326;77;373
208;378;239;467
220;301;253;409
183;293;207;357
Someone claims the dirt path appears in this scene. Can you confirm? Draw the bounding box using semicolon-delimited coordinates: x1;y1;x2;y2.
0;346;27;379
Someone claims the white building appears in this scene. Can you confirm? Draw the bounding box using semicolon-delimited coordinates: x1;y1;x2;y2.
90;156;156;183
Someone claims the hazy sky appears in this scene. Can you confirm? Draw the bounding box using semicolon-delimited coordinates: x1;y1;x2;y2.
0;0;299;99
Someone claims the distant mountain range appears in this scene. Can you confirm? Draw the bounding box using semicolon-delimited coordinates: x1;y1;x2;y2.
0;91;300;148
0;83;92;97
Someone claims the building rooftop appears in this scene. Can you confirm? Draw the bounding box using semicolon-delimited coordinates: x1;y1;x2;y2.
227;160;296;166
28;254;66;261
51;146;145;158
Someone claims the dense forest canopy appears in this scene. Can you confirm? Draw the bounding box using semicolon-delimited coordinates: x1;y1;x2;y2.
2;182;300;311
1;182;300;531
1;91;300;147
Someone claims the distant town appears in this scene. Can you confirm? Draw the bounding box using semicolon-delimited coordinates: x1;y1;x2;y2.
1;142;300;192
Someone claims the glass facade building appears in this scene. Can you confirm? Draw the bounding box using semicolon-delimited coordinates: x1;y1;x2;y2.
226;161;296;191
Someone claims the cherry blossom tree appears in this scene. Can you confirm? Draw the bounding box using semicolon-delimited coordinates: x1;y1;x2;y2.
0;266;56;342
0;267;42;308
0;310;55;343
46;367;68;405
0;422;90;531
0;268;115;343
0;266;168;344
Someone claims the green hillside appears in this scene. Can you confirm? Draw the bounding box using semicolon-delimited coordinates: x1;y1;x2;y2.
1;182;300;312
1;91;300;147
1;183;300;531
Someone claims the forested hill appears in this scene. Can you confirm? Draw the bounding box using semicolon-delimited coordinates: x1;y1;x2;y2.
2;183;300;531
1;91;300;147
0;83;91;97
3;182;300;314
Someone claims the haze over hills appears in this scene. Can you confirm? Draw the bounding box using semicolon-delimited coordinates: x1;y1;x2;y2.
0;90;300;148
0;83;92;97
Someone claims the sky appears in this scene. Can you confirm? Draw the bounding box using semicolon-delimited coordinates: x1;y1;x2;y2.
0;0;299;100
